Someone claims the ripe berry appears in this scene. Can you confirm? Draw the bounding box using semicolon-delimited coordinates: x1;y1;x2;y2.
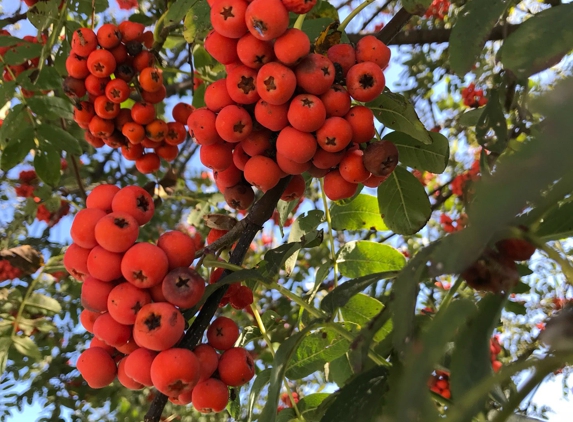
192;379;229;413
193;344;220;382
226;64;260;104
245;0;289;41
295;53;335;95
105;78;130;103
323;169;358;201
256;62;296;105
70;208;107;249
339;149;371;183
111;185;155;225
63;76;87;99
244;155;282;192
230;285;254;309
207;317;240;350
204;30;239;65
117;358;144;390
150;348;201;396
254;99;289;131
210;0;249;39
63;243;91;281
131;102;156;125
355;35;391;69
87;246;124;282
237;33;274;69
66;53;90;79
80;309;100;333
205;79;235;113
276;126;317;164
157;230;197;270
215;163;243;188
276;153;311;175
241;129;272;156
93;312;132;348
87;49;116;78
86;184;120;212
123;122;146;144
281;0;317;14
133;302;185;351
232;142;250;170
218;347;255;386
107;281;152;325
132;50;155;72
80;275;115;313
274;28;310;66
71;28;98;57
224;183;255;210
362;140;399;177
188;108;222;145
321;85;352;117
316;117;353;152
215;105;253;143
172;102;194;125
77;348;117;389
496;238;536;261
281;174;305;201
200;141;234;171
145;119;168;142
139;67;164;93
124;347;157;386
94;95;120;119
94;211;140;253
345;106;376;144
155;144;179;162
363;174;388;188
109;43;129;65
162;267;206;309
287;94;326;133
121;243;169;288
327;44;356;77
97;23;122;49
118;21;145;43
346;61;385;102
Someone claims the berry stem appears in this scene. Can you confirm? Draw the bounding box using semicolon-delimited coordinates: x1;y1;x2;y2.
437;276;463;311
293;13;307;30
338;0;376;32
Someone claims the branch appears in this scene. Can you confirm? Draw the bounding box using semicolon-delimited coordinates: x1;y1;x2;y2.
144;177;291;422
1;11;27;25
377;7;413;44
348;23;521;45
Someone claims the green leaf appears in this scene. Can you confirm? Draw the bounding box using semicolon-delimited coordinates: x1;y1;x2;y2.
71;0;108;14
192;82;206;109
34;143;61;186
336;240;406;278
27;96;73;120
299;393;331;421
340;294;388;342
377;166;431;235
26;293;62;314
384;130;449;174
500;3;573;79
227;385;241;419
301;17;337;44
0;80;16;105
277;408;297;422
193;46;214;69
450;294;506;419
1;127;35;171
449;0;514;76
285;210;324;274
459;108;485;127
368;90;432;145
27;0;59;31
285;325;351;380
348;308;391;372
261;230;323;278
247;369;271;422
505;300;526;315
535;201;573;241
390;299;475;422
17;67;62;91
183;1;211;44
321;271;399;315
330;194;388;231
128;13;154;26
166;0;197;25
402;0;433;15
37;124;82;155
0;337;11;373
260;324;321;422
2;43;43;66
326;353;353;387
320;365;389;422
0;35;23;47
12;336;42;360
476;89;507;153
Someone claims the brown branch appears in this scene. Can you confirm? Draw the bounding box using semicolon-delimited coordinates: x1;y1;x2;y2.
144;177;291;422
1;11;27;25
377;7;413;44
348;23;521;45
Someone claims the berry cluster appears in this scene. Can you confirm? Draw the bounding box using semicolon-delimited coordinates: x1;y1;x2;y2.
210;267;254;309
190;0;398;206
0;29;49;97
451;159;480;198
424;0;450;21
66;184;254;411
66;22;187;174
36;199;70;226
0;260;22;282
428;370;451;399
461;83;487;108
277;391;300;413
439;213;466;233
490;335;503;372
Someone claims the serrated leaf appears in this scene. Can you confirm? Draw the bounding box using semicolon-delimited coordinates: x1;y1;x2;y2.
27;96;73;120
500;3;573;79
330;194;387;231
377;166;431;235
247;369;271;422
37;124;82;155
34;143;61;186
12;336;42;360
26;293;62;314
449;0;514;76
476;89;507;153
27;0;59;31
336;240;406;278
320;365;389;422
285;326;351;380
384;130;449;174
368;90;431;145
450;295;506;419
321;271;399;315
285;210;324;274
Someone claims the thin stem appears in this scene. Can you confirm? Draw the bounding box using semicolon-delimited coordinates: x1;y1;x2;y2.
338;0;376;32
438;276;463;310
293;13;307;30
91;0;96;30
319;179;339;290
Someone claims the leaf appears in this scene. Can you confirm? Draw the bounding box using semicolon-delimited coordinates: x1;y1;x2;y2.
27;0;59;31
0;103;27;145
321;271;399;315
259;324;321;422
1;127;35;172
192;82;206;109
37;124;82;155
384;130;449;174
320;365;389;422
313;20;341;55
17;67;62;91
377;166;431;235
368;90;432;145
535;201;573;241
285;210;324;274
450;294;506;419
261;230;323;278
449;0;514;76
285;325;351;380
0;35;23;47
330;194;388;231
2;43;43;66
298;393;331;421
390;299;475;422
340;294;388;343
500;3;573;79
183;1;211;44
0;337;11;373
0;246;44;274
26;293;62;314
27;96;73;120
326;353;353;387
427;78;573;276
246;369;271;422
348;308;391;372
71;0;108;14
227;385;241;419
336;240;406;278
34;143;61;186
505;300;526;315
12;336;42;360
459;108;485;127
402;0;433;15
166;0;197;25
476;89;508;153
0;80;16;105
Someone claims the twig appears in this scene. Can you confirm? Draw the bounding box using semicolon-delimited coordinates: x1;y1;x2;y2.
360;0;394;32
377;7;413;44
71;156;86;203
144;177;291;422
